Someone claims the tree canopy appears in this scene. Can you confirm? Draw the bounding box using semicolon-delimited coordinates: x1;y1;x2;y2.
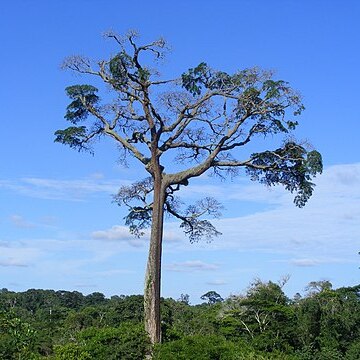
56;31;322;235
1;281;359;359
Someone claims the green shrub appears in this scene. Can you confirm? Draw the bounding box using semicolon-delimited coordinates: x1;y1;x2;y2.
345;340;360;360
54;323;149;360
53;343;92;360
154;334;299;360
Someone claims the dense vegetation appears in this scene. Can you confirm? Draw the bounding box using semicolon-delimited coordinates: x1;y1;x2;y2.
0;280;359;359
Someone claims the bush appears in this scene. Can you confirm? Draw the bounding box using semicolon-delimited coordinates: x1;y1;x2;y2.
54;343;92;360
345;340;360;360
154;335;239;360
0;310;40;360
54;323;149;360
154;334;298;360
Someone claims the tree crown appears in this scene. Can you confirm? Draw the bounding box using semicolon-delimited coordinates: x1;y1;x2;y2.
55;31;322;241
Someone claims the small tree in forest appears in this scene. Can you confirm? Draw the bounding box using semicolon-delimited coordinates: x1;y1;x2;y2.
55;31;322;344
201;291;224;305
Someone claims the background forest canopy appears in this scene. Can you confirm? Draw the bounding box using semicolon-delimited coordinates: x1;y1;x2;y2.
0;279;359;359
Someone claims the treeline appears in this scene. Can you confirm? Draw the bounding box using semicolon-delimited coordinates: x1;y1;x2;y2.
0;280;359;359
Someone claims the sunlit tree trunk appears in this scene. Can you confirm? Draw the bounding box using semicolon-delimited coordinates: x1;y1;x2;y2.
144;173;166;344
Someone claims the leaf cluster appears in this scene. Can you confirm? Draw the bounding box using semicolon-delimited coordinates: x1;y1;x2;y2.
247;143;322;207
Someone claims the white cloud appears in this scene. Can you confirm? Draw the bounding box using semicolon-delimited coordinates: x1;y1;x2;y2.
177;184;225;199
162;228;184;243
95;269;135;276
89;172;105;180
163;163;360;268
290;258;321;267
9;215;35;229
206;279;227;286
0;258;29;267
91;225;148;248
91;225;183;247
1;163;359;296
179;162;360;207
23;178;119;193
38;216;58;226
74;283;98;289
91;225;134;241
288;257;356;267
0;246;42;267
165;260;219;272
0;177;128;201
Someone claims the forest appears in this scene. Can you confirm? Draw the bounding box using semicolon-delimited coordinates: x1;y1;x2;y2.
1;280;359;359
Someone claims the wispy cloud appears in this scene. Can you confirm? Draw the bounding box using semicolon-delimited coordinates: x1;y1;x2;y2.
0;163;359;296
206;279;227;286
183;164;360;258
287;257;356;267
87;163;360;267
95;269;135;276
179;163;360;206
91;225;148;248
9;214;35;229
0;177;128;201
0;246;41;267
289;258;321;267
91;226;134;241
91;225;183;248
165;260;219;272
74;283;98;289
0;258;29;267
84;163;360;267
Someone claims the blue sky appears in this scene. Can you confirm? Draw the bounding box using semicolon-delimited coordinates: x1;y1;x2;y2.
1;0;359;302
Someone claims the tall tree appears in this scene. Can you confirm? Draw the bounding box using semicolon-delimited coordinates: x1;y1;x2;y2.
55;31;322;344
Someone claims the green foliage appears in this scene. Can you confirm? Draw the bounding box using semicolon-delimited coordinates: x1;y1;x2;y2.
54;324;149;360
154;335;299;360
160;298;219;341
55;290;86;309
247;142;323;207
220;280;297;353
106;294;144;324
262;79;286;100
64;85;99;123
345;340;360;360
63;307;101;332
54;126;90;152
54;343;92;360
201;291;224;304
295;284;360;359
54;85;100;152
177;293;190;305
109;51;151;86
181;62;210;96
154;334;244;360
0;310;39;359
0;283;358;359
109;52;134;83
85;292;107;306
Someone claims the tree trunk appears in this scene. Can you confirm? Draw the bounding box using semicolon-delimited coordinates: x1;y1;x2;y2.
144;175;166;345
